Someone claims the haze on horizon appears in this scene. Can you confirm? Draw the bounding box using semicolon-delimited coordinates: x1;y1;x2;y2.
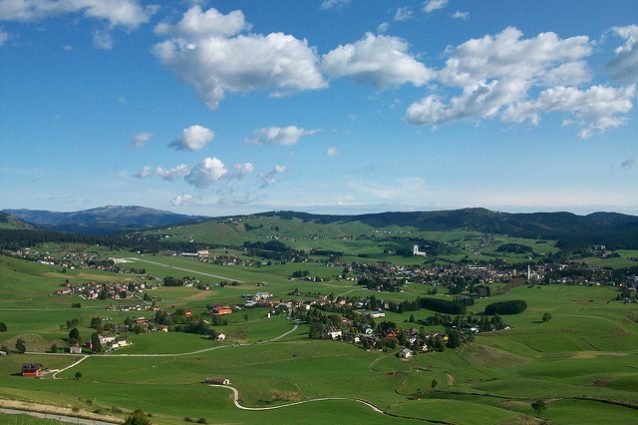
1;0;637;216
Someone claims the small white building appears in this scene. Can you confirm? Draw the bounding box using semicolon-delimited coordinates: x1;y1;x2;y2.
398;348;413;359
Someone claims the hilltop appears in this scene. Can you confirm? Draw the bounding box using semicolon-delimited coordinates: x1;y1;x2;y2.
2;205;204;235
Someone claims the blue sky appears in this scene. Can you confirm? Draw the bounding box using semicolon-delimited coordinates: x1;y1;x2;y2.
1;0;637;216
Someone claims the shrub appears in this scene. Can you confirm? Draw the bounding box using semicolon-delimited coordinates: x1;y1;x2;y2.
485;300;527;315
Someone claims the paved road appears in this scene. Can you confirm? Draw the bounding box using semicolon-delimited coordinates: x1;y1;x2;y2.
123;257;245;283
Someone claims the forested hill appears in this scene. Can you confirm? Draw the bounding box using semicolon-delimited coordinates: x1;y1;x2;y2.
252;209;638;249
0;211;36;230
2;205;204;235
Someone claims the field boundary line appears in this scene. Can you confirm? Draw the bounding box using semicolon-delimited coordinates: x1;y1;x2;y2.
123;257;244;283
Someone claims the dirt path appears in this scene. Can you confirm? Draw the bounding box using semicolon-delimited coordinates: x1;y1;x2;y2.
445;373;454;385
0;400;123;425
123;257;245;283
53;355;89;378
209;384;384;413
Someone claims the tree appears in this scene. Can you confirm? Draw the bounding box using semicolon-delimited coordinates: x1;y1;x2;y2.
15;338;26;354
69;328;80;341
542;312;552;322
446;329;462;349
124;410;151;425
431;379;438;389
74;371;82;380
50;343;58;353
90;332;103;353
0;322;7;332
531;399;547;415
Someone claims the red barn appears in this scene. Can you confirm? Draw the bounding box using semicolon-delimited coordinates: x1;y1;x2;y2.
21;363;42;377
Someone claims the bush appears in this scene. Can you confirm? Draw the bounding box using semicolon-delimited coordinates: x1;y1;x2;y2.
485;300;527;315
197;419;208;424
418;297;466;314
542;312;552;322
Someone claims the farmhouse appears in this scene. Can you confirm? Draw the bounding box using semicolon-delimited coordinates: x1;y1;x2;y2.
21;363;42;377
366;310;385;318
211;306;233;315
69;344;82;354
398;348;413;359
205;377;230;385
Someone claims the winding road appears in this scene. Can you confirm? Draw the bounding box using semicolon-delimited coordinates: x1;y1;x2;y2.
209;384;384;413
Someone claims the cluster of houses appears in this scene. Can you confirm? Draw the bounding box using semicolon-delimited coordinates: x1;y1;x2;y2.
53;280;159;301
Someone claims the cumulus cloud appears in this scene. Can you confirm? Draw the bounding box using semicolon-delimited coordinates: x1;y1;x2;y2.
0;0;156;29
169;125;214;151
607;25;638;84
451;10;469;20
171;194;193;206
154;5;250;38
405;27;633;137
246;126;319;146
135;164;190;181
502;84;636;138
92;29;113;49
153;6;326;109
319;0;351;11
184;157;227;188
131;132;152;148
322;33;432;88
260;165;286;188
394;7;413;22
327;147;339;157
423;0;448;13
228;162;254;179
621;158;638;169
136;157;253;190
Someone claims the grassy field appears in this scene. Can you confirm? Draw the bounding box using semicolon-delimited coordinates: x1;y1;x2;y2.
2;247;638;424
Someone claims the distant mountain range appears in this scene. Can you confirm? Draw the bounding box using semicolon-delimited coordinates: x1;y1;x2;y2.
3;206;638;249
2;205;204;235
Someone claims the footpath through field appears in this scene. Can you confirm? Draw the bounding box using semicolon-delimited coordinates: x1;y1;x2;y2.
209;383;384;413
123;257;245;283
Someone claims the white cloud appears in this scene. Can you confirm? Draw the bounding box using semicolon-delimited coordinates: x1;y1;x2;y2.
246;126;319;146
184;157;227;188
0;0;156;29
607;25;638;84
154;5;250;39
404;27;632;137
171;194;193;206
131;132;152;148
503;85;636;138
228;162;254;179
451;10;469;20
260;165;286;188
153;6;326;109
135;164;190;181
394;7;413;22
319;0;351;11
63;44;73;51
621;158;638;169
377;22;389;34
92;29;113;50
322;32;432;88
423;0;448;13
169;125;214;151
327;147;339;157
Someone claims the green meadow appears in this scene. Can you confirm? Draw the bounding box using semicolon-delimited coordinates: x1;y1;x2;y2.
1;245;638;424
